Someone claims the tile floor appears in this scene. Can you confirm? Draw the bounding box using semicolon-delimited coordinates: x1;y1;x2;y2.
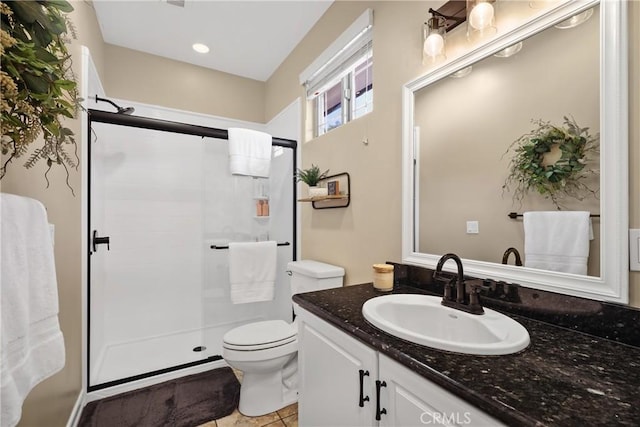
198;369;298;427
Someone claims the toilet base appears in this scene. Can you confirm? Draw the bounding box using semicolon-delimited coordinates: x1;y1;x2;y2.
237;369;297;416
223;337;298;417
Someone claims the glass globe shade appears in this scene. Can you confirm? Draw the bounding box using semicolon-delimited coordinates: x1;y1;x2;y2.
469;2;494;30
424;33;445;57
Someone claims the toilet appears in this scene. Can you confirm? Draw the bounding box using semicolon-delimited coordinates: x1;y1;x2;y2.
222;260;345;416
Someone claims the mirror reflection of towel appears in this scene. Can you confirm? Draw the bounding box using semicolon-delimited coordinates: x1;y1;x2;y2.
523;211;591;275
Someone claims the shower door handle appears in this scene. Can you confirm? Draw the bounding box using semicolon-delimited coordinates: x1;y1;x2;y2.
93;230;110;252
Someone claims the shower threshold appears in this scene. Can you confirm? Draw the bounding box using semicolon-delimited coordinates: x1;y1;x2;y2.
90;325;228;390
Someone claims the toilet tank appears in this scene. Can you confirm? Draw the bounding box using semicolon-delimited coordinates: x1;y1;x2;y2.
287;260;345;296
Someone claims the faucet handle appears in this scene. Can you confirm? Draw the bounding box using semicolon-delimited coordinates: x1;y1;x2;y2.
442;278;454;301
466;278;487;290
466;279;486;314
466;278;495;293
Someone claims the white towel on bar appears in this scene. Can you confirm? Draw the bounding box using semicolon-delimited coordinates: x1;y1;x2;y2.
523;211;591;275
228;128;272;178
0;193;65;427
229;241;277;304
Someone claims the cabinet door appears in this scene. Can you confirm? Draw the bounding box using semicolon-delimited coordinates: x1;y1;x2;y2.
297;308;378;427
379;354;505;427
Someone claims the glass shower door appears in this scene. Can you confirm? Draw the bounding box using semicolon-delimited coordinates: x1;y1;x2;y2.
88;121;212;390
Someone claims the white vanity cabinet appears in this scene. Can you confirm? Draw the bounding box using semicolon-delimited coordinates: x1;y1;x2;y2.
379;353;504;426
297;307;505;427
297;307;378;427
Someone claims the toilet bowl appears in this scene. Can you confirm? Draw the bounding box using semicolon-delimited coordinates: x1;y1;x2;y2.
223;320;298;416
222;260;345;416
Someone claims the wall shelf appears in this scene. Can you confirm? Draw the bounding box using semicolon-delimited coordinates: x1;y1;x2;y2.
298;195;347;202
298;172;350;209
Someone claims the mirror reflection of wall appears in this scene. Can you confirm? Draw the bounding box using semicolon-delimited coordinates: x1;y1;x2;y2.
414;5;600;277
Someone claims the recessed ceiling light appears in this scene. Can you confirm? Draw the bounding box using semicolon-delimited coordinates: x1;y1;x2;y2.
192;43;210;54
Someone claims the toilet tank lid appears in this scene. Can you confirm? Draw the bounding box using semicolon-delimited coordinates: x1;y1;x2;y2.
287;260;345;279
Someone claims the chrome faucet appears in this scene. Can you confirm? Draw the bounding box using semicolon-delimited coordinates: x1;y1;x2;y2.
433;253;486;315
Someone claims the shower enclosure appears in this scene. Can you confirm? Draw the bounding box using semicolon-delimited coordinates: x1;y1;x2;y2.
87;102;296;391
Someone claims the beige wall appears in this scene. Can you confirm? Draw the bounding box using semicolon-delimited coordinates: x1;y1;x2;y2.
1;1;105;426
265;1;640;304
103;44;266;123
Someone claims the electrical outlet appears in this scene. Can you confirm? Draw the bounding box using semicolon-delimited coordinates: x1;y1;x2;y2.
630;229;640;271
466;221;479;234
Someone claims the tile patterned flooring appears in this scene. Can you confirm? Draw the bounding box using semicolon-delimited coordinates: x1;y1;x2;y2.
198;369;298;427
199;403;298;427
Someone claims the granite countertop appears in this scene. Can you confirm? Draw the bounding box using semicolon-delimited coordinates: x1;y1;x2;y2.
293;284;640;427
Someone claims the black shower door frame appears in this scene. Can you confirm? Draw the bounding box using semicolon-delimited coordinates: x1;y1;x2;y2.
86;109;298;392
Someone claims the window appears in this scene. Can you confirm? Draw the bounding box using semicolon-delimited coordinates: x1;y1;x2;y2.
300;9;374;138
317;80;343;134
352;56;373;120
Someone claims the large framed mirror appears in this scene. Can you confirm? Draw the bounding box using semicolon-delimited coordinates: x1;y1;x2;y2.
402;0;628;303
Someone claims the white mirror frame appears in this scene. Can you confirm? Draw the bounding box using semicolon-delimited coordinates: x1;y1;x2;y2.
402;0;629;303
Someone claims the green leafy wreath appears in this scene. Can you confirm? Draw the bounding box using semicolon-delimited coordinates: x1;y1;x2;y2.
502;116;599;208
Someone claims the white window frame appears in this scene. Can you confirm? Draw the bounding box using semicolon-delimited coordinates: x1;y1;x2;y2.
300;9;374;138
350;54;373;120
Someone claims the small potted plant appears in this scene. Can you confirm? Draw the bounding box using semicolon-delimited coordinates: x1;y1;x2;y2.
296;164;330;198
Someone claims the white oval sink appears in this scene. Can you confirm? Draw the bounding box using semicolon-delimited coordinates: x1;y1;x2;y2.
362;294;530;355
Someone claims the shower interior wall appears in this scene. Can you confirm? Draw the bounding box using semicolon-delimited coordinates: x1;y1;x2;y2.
88;100;296;389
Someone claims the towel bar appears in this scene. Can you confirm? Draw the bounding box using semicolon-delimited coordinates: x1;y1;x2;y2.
210;241;290;250
508;212;600;219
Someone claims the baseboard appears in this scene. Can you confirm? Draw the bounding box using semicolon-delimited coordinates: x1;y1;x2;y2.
66;390;86;427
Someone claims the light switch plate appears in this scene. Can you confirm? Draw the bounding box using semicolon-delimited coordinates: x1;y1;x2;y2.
630;229;640;271
466;221;479;234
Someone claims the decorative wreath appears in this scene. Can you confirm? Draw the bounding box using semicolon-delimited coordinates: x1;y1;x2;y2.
502;116;599;208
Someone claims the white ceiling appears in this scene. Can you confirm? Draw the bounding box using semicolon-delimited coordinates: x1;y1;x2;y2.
92;0;333;82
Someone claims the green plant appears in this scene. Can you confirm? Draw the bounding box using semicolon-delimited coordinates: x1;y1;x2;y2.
296;164;329;186
1;0;79;193
502;116;599;208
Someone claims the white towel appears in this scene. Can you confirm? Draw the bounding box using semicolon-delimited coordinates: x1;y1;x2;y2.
228;128;272;178
229;241;277;304
0;193;65;427
523;211;591;275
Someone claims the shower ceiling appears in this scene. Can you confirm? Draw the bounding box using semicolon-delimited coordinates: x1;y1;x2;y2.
92;0;333;82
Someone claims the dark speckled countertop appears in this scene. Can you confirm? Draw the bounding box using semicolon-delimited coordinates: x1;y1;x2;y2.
293;283;640;427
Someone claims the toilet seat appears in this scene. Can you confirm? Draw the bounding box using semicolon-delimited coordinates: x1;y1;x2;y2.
223;320;297;351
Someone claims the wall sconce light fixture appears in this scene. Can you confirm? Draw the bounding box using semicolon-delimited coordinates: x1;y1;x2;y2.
423;6;465;64
466;0;497;42
423;12;447;63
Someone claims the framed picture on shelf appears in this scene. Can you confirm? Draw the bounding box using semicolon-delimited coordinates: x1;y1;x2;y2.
327;180;340;196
